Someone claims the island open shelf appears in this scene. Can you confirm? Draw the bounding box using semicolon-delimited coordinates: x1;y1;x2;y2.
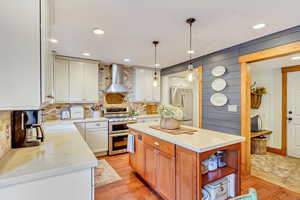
202;166;237;185
199;143;241;198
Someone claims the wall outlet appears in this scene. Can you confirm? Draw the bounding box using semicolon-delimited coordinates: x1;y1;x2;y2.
228;105;238;112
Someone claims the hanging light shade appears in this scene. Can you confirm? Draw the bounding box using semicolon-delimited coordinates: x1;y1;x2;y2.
186;18;196;82
153;41;159;87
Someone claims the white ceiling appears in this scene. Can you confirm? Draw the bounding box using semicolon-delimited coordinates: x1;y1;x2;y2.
250;53;300;71
52;0;300;68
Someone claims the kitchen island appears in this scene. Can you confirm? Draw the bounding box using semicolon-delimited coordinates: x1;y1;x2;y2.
128;123;245;200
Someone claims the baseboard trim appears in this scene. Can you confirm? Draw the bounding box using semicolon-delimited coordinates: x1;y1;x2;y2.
267;147;286;155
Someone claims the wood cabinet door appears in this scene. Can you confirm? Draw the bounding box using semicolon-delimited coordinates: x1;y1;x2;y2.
84;62;98;102
54;59;69;102
69;61;85;102
144;144;158;188
136;135;145;177
157;151;175;200
129;136;138;171
176;146;198;200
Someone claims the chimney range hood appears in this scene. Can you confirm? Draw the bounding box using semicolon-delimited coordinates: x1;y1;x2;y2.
105;64;128;93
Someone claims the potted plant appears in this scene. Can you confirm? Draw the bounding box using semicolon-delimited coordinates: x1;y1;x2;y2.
157;105;183;130
251;86;267;109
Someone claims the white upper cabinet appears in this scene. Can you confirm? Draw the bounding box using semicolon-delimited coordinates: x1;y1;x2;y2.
69;61;85;102
0;0;51;110
54;59;69;102
134;68;160;102
54;58;99;103
41;0;54;105
84;63;99;102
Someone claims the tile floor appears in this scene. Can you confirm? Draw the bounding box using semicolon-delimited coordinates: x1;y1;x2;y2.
251;152;300;194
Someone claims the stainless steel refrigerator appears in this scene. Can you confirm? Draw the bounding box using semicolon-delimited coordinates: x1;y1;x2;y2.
170;87;193;121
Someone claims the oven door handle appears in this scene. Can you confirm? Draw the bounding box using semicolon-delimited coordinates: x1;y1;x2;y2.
109;132;129;137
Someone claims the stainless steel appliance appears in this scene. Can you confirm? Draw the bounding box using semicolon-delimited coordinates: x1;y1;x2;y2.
11;110;45;148
104;107;129;118
104;106;136;155
105;64;128;93
108;117;136;155
170;87;193;121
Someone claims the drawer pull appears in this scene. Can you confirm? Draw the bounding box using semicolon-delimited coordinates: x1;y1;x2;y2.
154;142;160;146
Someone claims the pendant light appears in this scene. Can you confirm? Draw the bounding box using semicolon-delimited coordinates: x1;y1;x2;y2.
153;41;159;87
186;18;196;82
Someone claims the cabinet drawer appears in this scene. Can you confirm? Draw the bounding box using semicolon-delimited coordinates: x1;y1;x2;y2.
143;134;175;156
85;121;108;129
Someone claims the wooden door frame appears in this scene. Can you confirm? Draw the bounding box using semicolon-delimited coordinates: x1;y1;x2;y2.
239;41;300;175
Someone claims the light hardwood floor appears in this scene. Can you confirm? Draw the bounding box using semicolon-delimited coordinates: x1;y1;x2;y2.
95;154;300;200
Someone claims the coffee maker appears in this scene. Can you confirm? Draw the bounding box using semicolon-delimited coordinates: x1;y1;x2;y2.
11;110;45;148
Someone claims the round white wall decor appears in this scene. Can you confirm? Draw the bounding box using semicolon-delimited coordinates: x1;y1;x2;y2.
210;93;228;107
211;78;227;92
211;66;226;77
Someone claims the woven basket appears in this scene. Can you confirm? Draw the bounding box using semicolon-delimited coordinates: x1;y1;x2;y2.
251;93;262;109
160;118;181;130
251;137;267;155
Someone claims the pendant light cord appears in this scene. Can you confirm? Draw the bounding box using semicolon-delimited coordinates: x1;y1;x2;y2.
186;18;195;70
189;22;192;65
153;41;159;78
155;43;157;75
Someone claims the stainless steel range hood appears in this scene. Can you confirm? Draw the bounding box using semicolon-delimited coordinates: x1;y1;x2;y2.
105;64;128;93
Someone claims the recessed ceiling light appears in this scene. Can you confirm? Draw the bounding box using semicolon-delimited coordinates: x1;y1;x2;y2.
252;23;266;30
124;58;131;62
187;50;195;54
291;56;300;60
82;52;90;56
49;38;58;43
93;28;104;35
155;63;160;67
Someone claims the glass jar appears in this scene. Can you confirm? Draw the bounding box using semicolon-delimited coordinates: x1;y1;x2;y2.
216;151;226;168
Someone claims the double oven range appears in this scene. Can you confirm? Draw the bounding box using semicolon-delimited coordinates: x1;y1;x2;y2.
104;107;137;155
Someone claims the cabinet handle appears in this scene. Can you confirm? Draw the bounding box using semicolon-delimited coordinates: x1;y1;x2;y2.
154;142;159;146
46;95;54;99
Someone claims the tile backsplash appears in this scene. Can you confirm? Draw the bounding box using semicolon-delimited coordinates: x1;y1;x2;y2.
0;111;11;160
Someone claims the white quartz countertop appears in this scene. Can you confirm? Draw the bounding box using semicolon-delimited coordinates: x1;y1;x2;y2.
0;120;98;189
136;114;159;119
45;117;108;125
128;123;245;153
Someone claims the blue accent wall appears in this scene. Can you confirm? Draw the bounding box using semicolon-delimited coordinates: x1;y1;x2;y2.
161;25;300;135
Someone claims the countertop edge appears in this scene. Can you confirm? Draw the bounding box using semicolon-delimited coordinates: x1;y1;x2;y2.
128;125;245;153
0;160;98;189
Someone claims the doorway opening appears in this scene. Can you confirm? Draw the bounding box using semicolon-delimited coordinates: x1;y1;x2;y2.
161;70;200;127
239;41;300;193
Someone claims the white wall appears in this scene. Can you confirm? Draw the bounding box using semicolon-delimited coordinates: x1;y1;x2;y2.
250;68;282;149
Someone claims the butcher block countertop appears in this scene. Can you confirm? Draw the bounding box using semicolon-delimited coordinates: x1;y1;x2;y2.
128;123;245;153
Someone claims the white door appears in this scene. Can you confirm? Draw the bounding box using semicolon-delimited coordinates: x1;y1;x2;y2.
69;61;85;102
287;71;300;158
54;59;69;102
84;63;98;102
